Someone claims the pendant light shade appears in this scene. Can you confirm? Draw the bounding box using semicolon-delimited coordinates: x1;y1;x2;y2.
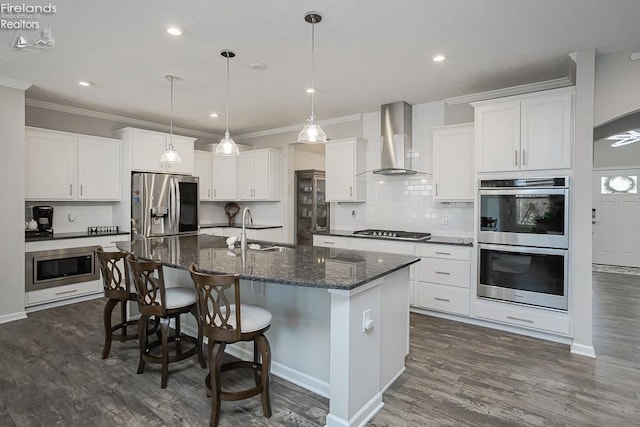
215;50;240;156
161;75;182;164
297;11;327;144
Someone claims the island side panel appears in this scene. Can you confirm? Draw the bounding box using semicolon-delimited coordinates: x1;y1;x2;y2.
380;267;410;391
327;278;384;427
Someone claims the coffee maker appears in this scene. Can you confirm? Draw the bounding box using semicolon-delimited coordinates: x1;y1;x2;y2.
32;205;54;232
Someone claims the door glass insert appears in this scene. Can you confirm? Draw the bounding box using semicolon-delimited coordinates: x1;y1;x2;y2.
600;175;637;194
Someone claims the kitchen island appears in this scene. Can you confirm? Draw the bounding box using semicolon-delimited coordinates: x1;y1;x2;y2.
118;234;419;427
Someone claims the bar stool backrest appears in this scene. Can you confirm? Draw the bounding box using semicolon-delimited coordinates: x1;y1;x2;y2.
96;246;130;299
127;255;168;317
188;263;242;343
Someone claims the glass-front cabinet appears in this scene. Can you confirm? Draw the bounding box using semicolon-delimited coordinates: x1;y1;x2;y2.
295;169;329;245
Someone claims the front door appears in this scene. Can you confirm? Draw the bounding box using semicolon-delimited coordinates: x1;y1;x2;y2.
592;169;640;267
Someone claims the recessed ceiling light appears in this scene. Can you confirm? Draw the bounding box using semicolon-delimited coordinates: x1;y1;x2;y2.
210;113;219;118
78;80;93;87
432;53;446;62
306;87;316;94
166;25;183;36
250;62;267;71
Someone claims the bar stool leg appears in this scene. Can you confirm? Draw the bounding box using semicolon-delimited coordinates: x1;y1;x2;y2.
161;317;170;389
119;299;128;337
191;306;206;368
257;334;272;418
209;341;226;427
102;298;118;359
137;315;148;374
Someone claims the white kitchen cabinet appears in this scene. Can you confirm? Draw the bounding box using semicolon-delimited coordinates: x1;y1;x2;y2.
432;124;474;202
312;234;350;249
26;128;121;201
212;150;239;201
194;150;213;201
239;148;282;201
473;87;573;173
325;137;367;202
115;127;195;175
474;298;570;336
413;244;471;316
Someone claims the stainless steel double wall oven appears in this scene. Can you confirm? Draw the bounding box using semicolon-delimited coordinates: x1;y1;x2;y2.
477;177;569;310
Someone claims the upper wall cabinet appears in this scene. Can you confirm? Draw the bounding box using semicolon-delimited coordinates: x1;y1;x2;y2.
194;150;213;201
325;137;367;202
473;87;574;173
114;127;195;175
212;150;239;201
238;148;282;201
432;124;474;202
26;127;121;201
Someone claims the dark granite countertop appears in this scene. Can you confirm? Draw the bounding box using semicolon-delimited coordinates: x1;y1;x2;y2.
200;223;283;230
25;231;130;242
312;230;474;247
117;234;419;291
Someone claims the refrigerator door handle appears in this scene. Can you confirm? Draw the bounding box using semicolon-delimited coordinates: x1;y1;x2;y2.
169;177;176;234
175;178;181;233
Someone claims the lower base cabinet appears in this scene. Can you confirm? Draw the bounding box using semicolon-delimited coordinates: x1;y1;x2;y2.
474;298;570;336
412;244;472;316
414;282;470;316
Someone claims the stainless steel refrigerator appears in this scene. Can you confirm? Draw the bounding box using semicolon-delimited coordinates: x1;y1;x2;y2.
131;172;199;237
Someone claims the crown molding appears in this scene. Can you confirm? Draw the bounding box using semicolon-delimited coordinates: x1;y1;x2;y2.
25;98;219;139
0;76;31;91
236;113;362;141
444;78;574;106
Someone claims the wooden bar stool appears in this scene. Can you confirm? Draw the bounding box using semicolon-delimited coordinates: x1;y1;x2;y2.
96;246;138;359
188;263;272;427
127;255;206;388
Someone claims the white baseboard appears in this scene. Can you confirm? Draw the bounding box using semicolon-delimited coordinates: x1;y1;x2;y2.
570;342;596;358
325;393;384;427
0;310;27;324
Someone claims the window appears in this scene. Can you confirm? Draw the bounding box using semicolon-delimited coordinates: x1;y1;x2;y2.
600;176;637;194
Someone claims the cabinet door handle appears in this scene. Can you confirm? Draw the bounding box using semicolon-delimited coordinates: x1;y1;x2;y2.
434;297;450;302
69;184;73;196
435;183;438;196
506;315;534;324
522;149;526;166
208;189;210;198
350;186;353;197
435;271;451;275
55;289;78;296
214;188;216;198
435;251;451;256
323;241;335;245
80;184;83;196
515;150;518;166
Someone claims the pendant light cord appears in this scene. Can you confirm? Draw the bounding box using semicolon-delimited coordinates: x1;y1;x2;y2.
226;54;230;134
310;17;315;117
169;76;174;148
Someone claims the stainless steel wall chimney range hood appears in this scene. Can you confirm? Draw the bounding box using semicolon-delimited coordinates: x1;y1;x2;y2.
374;101;419;175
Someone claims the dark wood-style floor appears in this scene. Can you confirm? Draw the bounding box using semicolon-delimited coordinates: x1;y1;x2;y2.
1;271;638;426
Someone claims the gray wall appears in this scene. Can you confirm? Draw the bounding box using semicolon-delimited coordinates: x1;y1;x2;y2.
0;84;27;321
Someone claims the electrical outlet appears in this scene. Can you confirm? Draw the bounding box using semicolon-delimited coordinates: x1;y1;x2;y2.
362;309;373;332
441;215;448;225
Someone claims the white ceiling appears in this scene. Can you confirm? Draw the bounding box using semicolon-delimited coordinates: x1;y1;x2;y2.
2;0;640;137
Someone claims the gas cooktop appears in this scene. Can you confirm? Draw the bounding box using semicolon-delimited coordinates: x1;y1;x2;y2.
351;229;431;242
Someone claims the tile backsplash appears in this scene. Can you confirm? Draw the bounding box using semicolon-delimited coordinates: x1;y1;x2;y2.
333;174;473;237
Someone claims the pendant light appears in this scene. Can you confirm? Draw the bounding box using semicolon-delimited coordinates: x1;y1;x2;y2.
160;75;182;164
297;11;327;144
215;49;240;156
